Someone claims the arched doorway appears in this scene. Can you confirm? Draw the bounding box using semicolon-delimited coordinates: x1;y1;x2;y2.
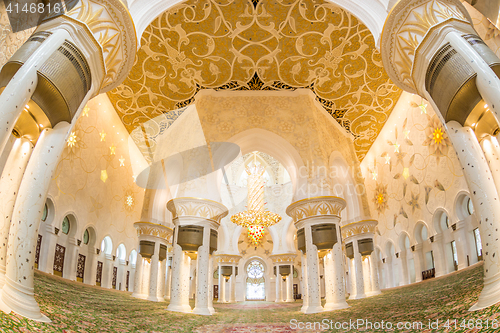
246;260;265;300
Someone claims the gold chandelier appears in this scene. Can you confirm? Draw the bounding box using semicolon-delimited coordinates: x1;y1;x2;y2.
231;157;281;246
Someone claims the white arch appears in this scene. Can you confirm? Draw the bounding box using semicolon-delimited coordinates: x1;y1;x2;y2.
101;236;114;255
116;243;127;261
129;0;388;47
432;208;450;234
414;221;430;244
129;249;138;265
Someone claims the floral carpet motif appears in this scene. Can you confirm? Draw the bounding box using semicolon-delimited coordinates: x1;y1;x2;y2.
0;263;497;332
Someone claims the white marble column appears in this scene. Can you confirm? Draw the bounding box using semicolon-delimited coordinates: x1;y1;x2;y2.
350;240;366;299
326;223;349;309
38;224;58;275
286;264;294;302
446;122;500;310
303;225;322;313
300;253;309;312
0;122;71;322
218;264;225;303
453;221;469;270
413;244;424;283
362;257;372;293
481;136;500;205
85;251;98;286
324;252;334;309
165;255;172;300
148;242;160;302
64;238;79;281
0;30;70;157
167;239;191;313
101;255;114;289
399;251;409;286
208;256;215;314
229;266;236;303
431;234;446;277
193;226;211;315
368;254;381;295
275;266;282;302
0;137;33;288
132;255;145;299
158;259;166;300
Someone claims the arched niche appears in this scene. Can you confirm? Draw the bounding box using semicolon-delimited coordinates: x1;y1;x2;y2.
101;236;114;256
116;243;127;261
433;208;450;234
454;191;474;221
414;221;430;244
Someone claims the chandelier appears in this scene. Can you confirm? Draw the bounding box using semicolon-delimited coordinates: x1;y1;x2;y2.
231;159;281;246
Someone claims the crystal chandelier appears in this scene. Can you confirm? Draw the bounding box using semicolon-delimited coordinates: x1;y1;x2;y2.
231;157;281;246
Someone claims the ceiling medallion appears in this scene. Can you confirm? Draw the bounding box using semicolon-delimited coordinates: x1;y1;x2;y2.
108;0;401;160
231;155;281;246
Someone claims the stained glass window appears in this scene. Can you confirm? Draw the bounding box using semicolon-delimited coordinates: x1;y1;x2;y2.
246;260;265;300
41;203;48;222
83;229;89;245
62;216;70;235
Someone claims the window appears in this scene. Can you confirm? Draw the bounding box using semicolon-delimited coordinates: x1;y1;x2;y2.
83;229;89;245
474;228;482;260
246;260;265;300
101;236;113;255
41;204;48;222
61;216;70;235
451;241;458;270
467;198;474;215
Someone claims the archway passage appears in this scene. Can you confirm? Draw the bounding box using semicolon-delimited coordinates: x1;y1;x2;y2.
246;260;265;300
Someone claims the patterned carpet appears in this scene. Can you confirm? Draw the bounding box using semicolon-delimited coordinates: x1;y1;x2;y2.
0;263;497;332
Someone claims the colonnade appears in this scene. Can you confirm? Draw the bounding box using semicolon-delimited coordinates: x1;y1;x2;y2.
381;0;500;311
270;254;296;303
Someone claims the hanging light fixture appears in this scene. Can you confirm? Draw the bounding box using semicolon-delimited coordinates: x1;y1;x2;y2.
231;154;281;246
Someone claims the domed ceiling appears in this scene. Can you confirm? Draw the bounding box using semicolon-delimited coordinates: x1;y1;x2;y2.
107;0;402;160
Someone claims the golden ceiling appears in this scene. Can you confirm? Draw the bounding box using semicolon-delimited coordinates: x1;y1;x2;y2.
107;0;402;160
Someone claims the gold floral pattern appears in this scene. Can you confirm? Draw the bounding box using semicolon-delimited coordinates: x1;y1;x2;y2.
107;0;401;160
373;183;388;215
423;114;450;163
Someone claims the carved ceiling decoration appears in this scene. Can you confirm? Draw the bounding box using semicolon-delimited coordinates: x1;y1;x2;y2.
107;0;402;160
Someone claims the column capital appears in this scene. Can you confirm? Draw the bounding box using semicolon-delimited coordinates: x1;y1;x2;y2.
381;0;472;94
134;221;173;243
341;219;378;241
286;196;346;226
214;254;242;265
167;197;228;227
269;254;297;265
40;0;137;93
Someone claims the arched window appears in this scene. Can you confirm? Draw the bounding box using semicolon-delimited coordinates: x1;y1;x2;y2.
61;216;70;235
129;250;137;266
246;260;265;300
101;236;113;255
41;203;48;222
83;229;90;245
467;198;474;215
116;244;127;261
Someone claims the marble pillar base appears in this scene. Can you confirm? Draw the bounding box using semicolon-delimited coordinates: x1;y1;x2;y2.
285;298;294;302
470;271;500;311
166;304;192;313
301;305;324;314
0;277;50;322
147;295;164;302
192;306;212;316
366;290;381;297
131;293;148;300
324;301;349;311
348;293;366;300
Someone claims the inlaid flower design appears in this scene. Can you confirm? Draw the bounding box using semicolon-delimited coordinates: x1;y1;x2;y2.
423;115;450;163
373;183;388;214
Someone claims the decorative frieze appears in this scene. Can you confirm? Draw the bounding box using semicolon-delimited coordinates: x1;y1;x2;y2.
167;197;228;224
341;220;378;240
286;196;346;223
134;222;173;242
269;254;297;264
214;254;242;264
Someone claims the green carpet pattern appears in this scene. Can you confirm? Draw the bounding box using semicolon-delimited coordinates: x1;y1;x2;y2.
0;263;498;332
